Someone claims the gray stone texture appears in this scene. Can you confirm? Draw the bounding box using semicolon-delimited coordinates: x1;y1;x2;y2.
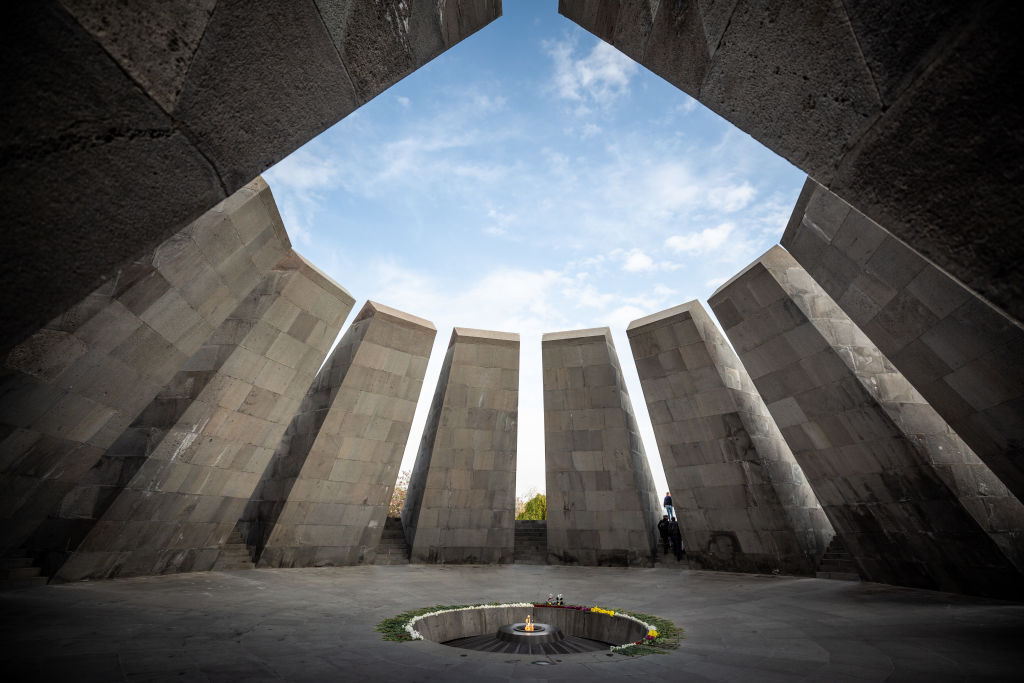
627;301;833;575
782;178;1024;503
403;328;519;564
249;302;435;568
1;1;501;360
50;251;353;581
542;328;661;567
558;1;1024;325
0;178;290;557
708;246;1024;599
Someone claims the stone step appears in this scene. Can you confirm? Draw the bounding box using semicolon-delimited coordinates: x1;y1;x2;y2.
0;577;48;590
212;541;254;571
0;557;34;570
0;566;42;579
816;534;860;580
816;571;861;581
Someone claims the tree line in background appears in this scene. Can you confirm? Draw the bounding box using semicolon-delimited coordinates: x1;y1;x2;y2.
387;470;546;520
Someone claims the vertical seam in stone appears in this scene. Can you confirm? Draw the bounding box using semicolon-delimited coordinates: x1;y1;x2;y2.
59;0;229;198
836;0;883;110
310;0;363;103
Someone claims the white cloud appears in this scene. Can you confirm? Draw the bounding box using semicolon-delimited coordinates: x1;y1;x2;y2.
396;95;410;108
263;148;341;246
622;249;655;272
606;304;648;330
707;182;756;212
547;39;638;108
265;147;337;192
705;276;728;289
665;222;737;254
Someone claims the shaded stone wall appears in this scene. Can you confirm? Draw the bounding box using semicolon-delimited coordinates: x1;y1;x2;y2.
542;328;661;567
250;301;435;567
627;301;833;574
50;252;353;581
558;1;1024;322
1;1;502;358
0;178;289;556
708;246;1024;599
782;179;1024;502
403;328;519;564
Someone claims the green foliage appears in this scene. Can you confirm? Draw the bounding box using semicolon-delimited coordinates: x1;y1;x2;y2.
612;608;683;656
516;493;546;520
375;603;468;641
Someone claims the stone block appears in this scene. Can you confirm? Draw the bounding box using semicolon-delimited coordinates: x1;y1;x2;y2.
2;2;500;365
782;180;1024;502
47;251;352;580
0;179;292;558
251;302;435;567
709;246;1024;599
543;328;660;567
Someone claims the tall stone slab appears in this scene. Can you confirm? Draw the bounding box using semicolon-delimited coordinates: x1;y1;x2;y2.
558;1;1024;323
542;328;661;566
708;246;1024;599
249;302;435;567
403;328;519;564
2;1;502;359
0;178;290;556
51;252;353;581
627;301;833;575
782;179;1024;502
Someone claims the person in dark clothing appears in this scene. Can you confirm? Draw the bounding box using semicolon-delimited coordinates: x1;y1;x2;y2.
667;517;684;561
663;492;674;520
657;515;670;555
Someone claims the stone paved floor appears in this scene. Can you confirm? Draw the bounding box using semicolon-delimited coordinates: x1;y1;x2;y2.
1;564;1021;681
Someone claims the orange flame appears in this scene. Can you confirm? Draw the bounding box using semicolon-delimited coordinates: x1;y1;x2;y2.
524;615;534;632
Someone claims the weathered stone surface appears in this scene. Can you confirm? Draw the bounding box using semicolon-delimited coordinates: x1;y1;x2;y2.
60;0;218;113
49;251;353;581
403;328;518;564
559;0;1024;323
0;178;290;558
249;302;435;568
627;301;833;575
783;179;1024;502
0;3;223;359
2;2;502;359
172;1;358;191
542;327;661;567
829;2;1024;322
709;247;1024;599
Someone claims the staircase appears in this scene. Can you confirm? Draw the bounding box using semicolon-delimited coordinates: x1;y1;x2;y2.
514;520;547;564
816;535;860;581
375;517;410;565
212;526;255;571
0;555;47;589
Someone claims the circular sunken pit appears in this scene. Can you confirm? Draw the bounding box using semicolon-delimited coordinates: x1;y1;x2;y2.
408;605;650;656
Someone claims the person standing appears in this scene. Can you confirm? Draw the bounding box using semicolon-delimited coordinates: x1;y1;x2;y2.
657;515;670;556
663;492;674;520
668;517;684;561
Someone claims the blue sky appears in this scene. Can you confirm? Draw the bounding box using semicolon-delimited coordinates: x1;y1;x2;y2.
264;3;806;499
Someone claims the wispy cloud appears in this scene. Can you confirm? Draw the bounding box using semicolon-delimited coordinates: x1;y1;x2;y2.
546;38;638;109
665;222;736;254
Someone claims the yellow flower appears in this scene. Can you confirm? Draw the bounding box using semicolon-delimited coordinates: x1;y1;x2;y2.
648;629;659;638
